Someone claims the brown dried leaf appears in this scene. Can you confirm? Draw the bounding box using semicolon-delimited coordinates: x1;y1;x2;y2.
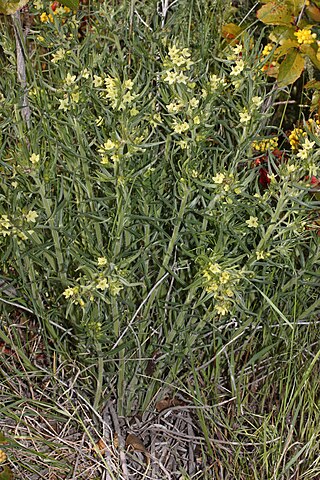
93;438;108;456
113;433;119;449
126;434;150;464
155;397;186;412
126;433;147;454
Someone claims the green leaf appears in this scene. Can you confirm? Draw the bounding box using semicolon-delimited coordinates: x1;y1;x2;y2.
300;44;320;70
0;434;7;445
277;49;305;86
274;38;299;58
257;2;294;26
304;79;320;90
221;23;243;43
0;0;28;14
59;0;79;10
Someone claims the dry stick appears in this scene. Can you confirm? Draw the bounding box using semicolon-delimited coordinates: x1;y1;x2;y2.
107;401;129;480
12;10;31;128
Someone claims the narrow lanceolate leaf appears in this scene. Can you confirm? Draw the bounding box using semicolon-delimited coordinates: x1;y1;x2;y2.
59;0;79;10
257;2;294;26
277;50;305;87
0;0;28;14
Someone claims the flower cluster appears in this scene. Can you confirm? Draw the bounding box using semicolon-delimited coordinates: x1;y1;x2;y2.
289;127;307;150
97;76;137;111
296;137;315;159
230;58;245;77
202;262;242;316
0;212;38;241
212;172;241;197
262;43;274;56
252;136;278;152
163;45;193;85
39;3;71;23
166;45;193;69
98;139;121;165
294;28;317;45
62;257;124;307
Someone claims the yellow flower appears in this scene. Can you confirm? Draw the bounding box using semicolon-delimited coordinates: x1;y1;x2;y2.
220;271;230;284
206;282;219;293
124;79;134;90
58;97;69;111
256;250;265;260
173;121;189;134
193;115;200;125
297;138;315;159
97;257;107;266
209;262;221;274
168;45;193;68
25;211;38;223
262;43;273;56
98;139;118;152
252;96;263;107
175;72;188;84
63;287;78;298
65;73;76;86
177;139;188;149
71;90;80;103
40;12;49;23
246;216;259;228
30;153;40;164
212;173;225;184
96;277;109;290
93;75;104;87
34;0;43;9
230;59;245;76
294;28;317;45
163;70;176;84
51;48;66;64
167;101;184;113
239;110;251;124
189;97;199;108
215;303;230;315
82;68;90;79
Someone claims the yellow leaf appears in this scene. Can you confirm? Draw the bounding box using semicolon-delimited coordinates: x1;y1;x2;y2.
0;0;29;15
257;2;294;26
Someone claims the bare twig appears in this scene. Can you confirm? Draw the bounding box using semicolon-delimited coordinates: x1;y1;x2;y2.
11;10;31;128
107;401;129;479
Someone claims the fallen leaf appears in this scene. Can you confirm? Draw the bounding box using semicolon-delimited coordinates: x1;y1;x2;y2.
126;434;150;464
93;438;108;456
155;397;186;412
113;433;119;449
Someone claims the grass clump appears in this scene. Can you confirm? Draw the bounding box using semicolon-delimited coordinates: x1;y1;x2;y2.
0;0;319;478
